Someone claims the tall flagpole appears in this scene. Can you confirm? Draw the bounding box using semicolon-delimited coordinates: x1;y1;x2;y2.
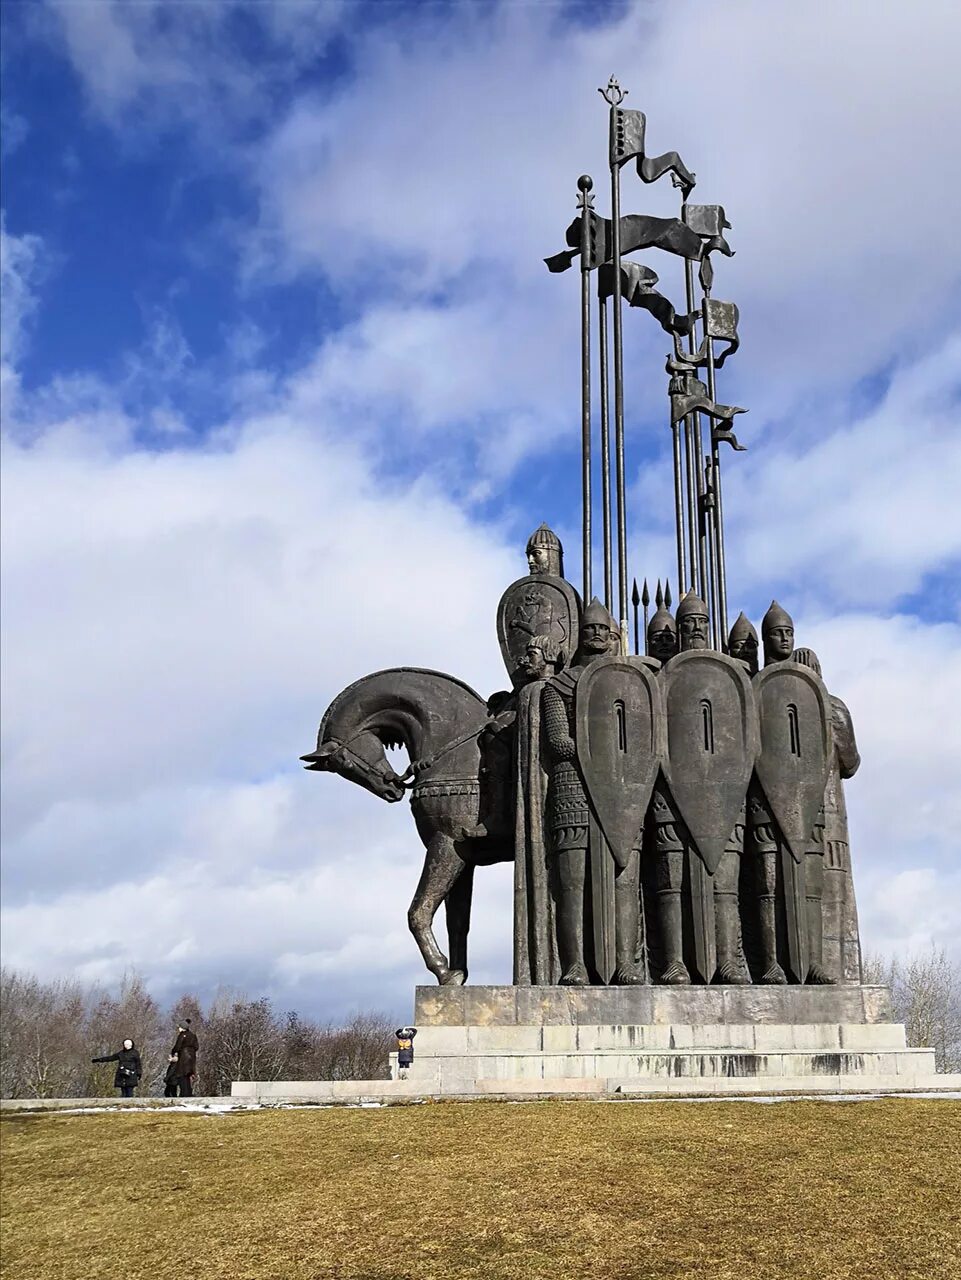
705;316;730;643
577;175;594;604
601;77;630;653
598;292;613;612
683;251;709;611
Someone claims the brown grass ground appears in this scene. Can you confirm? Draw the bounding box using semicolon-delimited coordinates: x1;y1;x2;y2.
2;1099;959;1280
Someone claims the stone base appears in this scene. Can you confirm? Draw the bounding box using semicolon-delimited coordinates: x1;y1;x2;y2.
228;985;960;1102
414;984;893;1027
387;985;949;1095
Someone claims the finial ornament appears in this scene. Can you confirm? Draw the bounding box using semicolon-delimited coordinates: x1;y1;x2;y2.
599;76;628;106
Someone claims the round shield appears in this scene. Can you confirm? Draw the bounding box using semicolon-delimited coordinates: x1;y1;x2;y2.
661;651;758;873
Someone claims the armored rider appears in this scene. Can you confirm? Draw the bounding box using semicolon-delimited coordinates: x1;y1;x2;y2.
541;599;640;984
526;523;564;577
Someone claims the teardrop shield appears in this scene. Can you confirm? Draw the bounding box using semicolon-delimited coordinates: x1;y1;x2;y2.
574;656;664;868
753;663;833;862
661;651;758;873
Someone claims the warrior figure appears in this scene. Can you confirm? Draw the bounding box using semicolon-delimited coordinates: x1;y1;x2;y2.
793;647;863;982
746;600;797;983
542;599;640;984
762;599;794;666
650;592;750;983
498;525;579;688
647;602;678;665
526;523;564;577
513;634;564;985
728;612;759;675
748;602;834;984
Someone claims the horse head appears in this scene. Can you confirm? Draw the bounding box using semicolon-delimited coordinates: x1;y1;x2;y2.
301;730;407;803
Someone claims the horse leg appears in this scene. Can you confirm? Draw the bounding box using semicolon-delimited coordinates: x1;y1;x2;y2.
445;858;475;983
408;832;468;986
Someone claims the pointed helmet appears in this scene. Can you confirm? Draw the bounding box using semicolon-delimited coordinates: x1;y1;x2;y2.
675;591;709;622
525;523;564;576
728;611;758;646
526;523;562;554
647;605;676;639
761;599;793;634
582;596;615;629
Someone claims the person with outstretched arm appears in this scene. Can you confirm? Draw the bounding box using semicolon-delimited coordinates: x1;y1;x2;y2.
91;1038;142;1098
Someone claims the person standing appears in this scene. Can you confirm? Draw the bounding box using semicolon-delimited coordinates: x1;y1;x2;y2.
395;1027;417;1078
163;1053;180;1097
91;1038;142;1098
171;1021;199;1096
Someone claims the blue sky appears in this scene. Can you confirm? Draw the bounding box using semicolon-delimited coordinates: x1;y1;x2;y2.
2;0;960;1021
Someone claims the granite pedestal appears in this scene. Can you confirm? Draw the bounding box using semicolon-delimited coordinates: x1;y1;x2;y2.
230;985;960;1102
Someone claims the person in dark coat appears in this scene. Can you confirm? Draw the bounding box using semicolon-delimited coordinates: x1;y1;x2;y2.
91;1038;142;1098
171;1021;199;1096
163;1053;180;1098
395;1027;417;1077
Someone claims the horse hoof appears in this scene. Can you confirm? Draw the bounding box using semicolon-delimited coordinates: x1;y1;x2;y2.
439;969;466;986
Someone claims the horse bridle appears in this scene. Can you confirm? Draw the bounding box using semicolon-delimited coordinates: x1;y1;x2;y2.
331;721;487;790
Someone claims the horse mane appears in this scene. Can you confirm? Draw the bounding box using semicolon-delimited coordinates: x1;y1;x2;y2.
318;667;487;744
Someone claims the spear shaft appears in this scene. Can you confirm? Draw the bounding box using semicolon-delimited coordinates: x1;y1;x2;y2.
578;176;594;604
672;419;687;594
606;95;629;652
684;249;709;611
705;322;730;643
598;294;613;612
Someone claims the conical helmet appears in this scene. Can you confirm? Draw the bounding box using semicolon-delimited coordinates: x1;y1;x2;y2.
583;596;615;629
525;523;563;576
761;599;793;633
647;605;676;638
526;524;562;555
675;591;709;621
728;611;758;646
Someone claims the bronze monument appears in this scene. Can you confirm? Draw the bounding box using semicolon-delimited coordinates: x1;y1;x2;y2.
302;80;864;990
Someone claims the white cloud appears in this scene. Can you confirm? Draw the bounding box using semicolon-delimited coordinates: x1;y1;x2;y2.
0;217;44;415
3;1;960;1018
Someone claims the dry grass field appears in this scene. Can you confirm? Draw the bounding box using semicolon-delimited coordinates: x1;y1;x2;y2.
2;1099;959;1280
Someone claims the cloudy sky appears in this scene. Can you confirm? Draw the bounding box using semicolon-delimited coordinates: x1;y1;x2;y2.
2;0;959;1022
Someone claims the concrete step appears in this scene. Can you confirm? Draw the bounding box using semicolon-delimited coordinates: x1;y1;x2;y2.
406;1022;908;1055
226;1072;961;1103
406;1046;938;1089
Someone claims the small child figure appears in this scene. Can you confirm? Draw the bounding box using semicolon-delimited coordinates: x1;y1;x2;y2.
395;1027;417;1079
163;1052;180;1097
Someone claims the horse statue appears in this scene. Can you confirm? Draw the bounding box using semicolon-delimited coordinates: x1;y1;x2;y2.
301;668;513;985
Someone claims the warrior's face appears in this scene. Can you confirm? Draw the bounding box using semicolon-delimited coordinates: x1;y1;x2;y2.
581;622;612;654
764;624;794;663
520;642;549;679
527;546;550;574
679;612;709;651
729;634;758;668
650;626;678;663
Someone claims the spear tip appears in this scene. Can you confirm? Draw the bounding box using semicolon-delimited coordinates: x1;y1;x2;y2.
641;578;650;607
631;578;640;607
665;578;673;609
655;579;664;609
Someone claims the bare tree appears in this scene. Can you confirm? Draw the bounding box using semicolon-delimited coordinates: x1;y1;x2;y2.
1;966;397;1098
200;992;286;1095
889;946;960;1073
0;969;90;1098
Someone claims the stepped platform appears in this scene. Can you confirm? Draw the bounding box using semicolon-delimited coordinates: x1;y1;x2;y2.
227;985;960;1102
